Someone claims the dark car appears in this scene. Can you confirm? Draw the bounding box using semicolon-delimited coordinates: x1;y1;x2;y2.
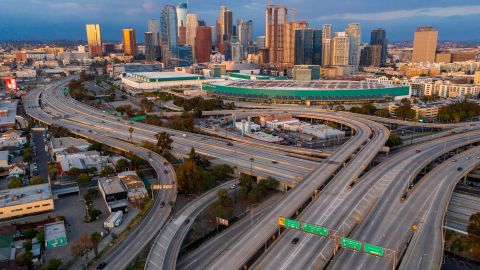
415;149;421;153
96;262;107;270
160;202;165;208
272;161;278;164
226;142;233;146
457;167;463;171
291;237;300;244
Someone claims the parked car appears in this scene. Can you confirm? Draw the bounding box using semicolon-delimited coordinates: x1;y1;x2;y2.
291;237;300;244
96;262;107;270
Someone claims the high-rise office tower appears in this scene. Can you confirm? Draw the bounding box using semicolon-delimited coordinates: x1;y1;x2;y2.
86;24;103;57
194;26;212;63
161;5;179;68
148;19;161;59
266;5;288;64
370;28;387;66
412;26;438;63
178;26;187;45
215;19;222;51
257;36;266;49
148;19;161;45
122;28;137;56
145;32;158;62
103;43;115;55
178;45;193;66
231;42;242;62
220;6;233;41
294;29;322;65
176;3;188;33
360;45;382;67
332;32;350;66
186;14;198;48
237;19;253;59
345;23;361;66
322;39;332;66
322;24;332;41
283;20;308;66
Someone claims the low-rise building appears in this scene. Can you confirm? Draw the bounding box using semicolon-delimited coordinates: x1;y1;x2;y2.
50;137;90;156
0;184;54;220
117;171;148;202
388;102;441;120
300;124;346;140
0;130;26;148
8;164;25;178
98;178;128;213
0;151;8;168
0;101;17;131
56;150;109;174
44;221;67;249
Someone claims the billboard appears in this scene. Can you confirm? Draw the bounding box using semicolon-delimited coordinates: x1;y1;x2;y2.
5;78;17;91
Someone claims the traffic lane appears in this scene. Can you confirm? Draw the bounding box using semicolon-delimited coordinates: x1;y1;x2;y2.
32;129;49;180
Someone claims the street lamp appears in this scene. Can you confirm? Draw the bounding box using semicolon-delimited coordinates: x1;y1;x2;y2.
249;157;254;175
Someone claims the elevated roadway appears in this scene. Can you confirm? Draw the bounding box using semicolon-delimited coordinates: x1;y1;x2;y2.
23;83;177;270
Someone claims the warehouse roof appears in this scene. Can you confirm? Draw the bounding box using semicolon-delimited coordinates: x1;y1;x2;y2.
219;80;399;91
0;184;52;207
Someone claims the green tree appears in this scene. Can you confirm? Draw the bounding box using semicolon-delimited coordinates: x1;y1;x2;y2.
115;159;130;171
100;166;115;177
8;177;23;188
155;132;173;153
15;251;33;267
40;258;62;270
386;134;403;148
140;98;155;112
48;162;59;180
176;160;201;193
128;127;134;142
395;102;416;120
90;232;102;256
88;208;102;220
212;188;234;219
88;142;103;152
375;108;391;118
468;212;480;240
77;173;92;184
30;176;45;185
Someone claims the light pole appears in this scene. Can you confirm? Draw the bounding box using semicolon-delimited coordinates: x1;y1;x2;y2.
249;157;254;176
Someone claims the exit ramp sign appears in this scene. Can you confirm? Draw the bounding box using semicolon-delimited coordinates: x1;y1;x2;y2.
341;237;361;251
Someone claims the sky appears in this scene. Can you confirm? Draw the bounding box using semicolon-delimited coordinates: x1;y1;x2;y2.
1;0;480;42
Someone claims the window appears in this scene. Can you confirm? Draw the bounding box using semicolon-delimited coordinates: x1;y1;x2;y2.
34;205;40;208
42;204;50;207
27;207;32;209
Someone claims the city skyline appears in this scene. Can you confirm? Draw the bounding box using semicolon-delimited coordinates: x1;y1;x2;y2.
2;0;480;42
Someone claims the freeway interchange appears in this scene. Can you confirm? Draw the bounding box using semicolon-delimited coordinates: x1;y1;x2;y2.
23;77;480;270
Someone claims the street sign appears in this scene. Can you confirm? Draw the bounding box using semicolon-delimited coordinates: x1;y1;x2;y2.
152;184;173;190
363;243;384;257
302;223;329;237
278;217;285;226
340;237;362;251
216;217;229;226
284;218;300;230
278;217;300;230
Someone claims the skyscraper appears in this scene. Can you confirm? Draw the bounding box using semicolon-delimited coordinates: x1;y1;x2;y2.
186;14;198;48
412;26;438;63
322;39;332;66
194;26;212;63
266;5;288;64
148;19;161;60
145;32;158;62
332;32;349;66
322;24;332;40
178;26;187;45
360;45;382;67
161;5;179;68
257;36;266;49
283;20;308;66
148;19;161;45
220;6;233;41
345;23;361;66
370;28;387;66
231;42;242;62
86;24;103;57
294;29;322;65
237;19;253;60
122;28;137;56
176;3;188;31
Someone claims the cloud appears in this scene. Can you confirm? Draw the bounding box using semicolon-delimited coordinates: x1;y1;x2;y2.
125;1;156;16
316;5;480;21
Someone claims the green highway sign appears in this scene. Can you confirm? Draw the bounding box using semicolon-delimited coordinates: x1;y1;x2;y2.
363;243;384;257
303;223;329;237
341;237;361;251
284;218;300;230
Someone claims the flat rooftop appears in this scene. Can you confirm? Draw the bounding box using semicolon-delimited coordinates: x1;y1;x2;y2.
98;178;127;195
0;184;52;207
51;137;89;150
44;221;66;241
0;101;17;126
131;72;203;80
214;80;399;91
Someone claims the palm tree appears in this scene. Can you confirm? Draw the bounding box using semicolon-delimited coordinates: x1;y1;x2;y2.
128;127;134;142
